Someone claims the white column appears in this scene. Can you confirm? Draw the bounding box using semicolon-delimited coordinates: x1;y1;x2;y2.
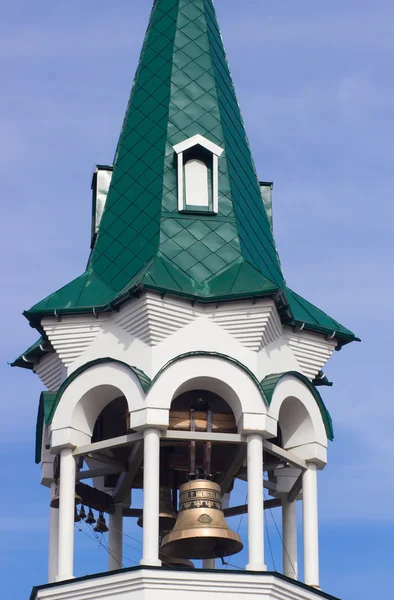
56;448;76;581
108;506;124;570
203;559;216;569
302;462;319;587
48;481;59;583
282;498;298;579
246;434;266;571
140;428;161;567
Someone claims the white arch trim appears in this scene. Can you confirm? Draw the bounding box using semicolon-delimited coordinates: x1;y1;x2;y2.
50;363;145;450
137;355;276;435
268;375;328;466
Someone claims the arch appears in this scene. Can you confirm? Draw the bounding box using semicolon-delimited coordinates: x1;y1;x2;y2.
50;360;147;448
48;358;150;424
262;371;333;441
145;353;268;429
267;374;329;451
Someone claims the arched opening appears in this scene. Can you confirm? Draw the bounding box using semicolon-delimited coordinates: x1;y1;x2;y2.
86;396;129;489
92;396;128;443
278;396;315;450
166;388;238;489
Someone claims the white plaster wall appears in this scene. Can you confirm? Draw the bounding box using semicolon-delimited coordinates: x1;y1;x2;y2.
69;323;152;380
151;316;257;376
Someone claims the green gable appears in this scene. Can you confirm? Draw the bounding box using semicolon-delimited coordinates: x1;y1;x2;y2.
21;0;357;348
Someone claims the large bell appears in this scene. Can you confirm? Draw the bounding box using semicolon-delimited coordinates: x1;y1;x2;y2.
138;487;177;531
160;480;243;560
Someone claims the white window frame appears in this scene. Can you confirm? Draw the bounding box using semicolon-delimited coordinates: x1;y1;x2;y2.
173;134;223;214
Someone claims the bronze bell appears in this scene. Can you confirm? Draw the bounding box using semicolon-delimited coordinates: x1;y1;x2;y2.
85;508;96;525
50;486;82;509
161;480;243;560
79;505;87;520
74;507;81;523
94;512;109;533
137;487;177;531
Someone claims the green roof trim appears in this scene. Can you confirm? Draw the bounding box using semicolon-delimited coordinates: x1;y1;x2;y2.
11;337;52;370
150;351;269;406
46;358;151;426
19;0;357;351
35;392;57;464
282;288;359;345
260;371;334;441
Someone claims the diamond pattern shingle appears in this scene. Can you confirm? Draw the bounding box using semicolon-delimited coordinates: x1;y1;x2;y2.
23;0;356;345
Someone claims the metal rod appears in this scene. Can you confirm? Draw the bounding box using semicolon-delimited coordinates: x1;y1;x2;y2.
203;408;212;478
189;408;196;478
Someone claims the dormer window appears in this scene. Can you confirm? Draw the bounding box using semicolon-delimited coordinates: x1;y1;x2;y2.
173;134;223;214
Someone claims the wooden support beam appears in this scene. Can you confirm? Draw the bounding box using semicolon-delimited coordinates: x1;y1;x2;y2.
263;440;307;470
223;498;281;518
123;508;143;518
113;441;144;504
288;472;303;503
77;465;125;481
264;461;286;472
217;445;246;496
162;430;245;444
73;432;143;457
75;482;114;514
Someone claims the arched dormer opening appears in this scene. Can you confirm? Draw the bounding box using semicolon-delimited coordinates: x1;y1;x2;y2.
173;134;223;214
184;156;210;208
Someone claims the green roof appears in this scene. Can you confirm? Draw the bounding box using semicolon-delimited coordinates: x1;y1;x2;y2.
20;0;357;349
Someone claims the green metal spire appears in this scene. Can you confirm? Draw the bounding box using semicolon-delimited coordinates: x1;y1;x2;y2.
23;0;357;345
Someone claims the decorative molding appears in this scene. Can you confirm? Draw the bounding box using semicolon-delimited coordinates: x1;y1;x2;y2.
115;294;282;352
40;296;336;378
34;352;65;390
284;328;337;379
173;134;224;157
207;300;282;351
42;315;109;367
114;295;196;346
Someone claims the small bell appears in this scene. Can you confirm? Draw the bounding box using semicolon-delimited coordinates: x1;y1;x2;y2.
94;512;109;533
85;508;96;525
50;486;82;509
138;487;177;531
161;480;243;560
79;505;87;520
74;507;81;523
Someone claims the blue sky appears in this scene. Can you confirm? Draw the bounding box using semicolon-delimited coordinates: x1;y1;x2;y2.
1;0;393;598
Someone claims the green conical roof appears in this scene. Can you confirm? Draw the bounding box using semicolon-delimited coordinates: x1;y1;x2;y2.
23;0;357;346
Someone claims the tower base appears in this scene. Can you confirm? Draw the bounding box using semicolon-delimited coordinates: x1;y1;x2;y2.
31;567;340;600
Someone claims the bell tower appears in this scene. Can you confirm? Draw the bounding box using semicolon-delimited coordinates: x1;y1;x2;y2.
13;1;358;599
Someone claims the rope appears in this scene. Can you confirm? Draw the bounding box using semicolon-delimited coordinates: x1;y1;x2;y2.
264;510;276;571
264;491;297;577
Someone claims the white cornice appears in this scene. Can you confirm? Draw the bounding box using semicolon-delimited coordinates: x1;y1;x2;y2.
35;568;334;600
